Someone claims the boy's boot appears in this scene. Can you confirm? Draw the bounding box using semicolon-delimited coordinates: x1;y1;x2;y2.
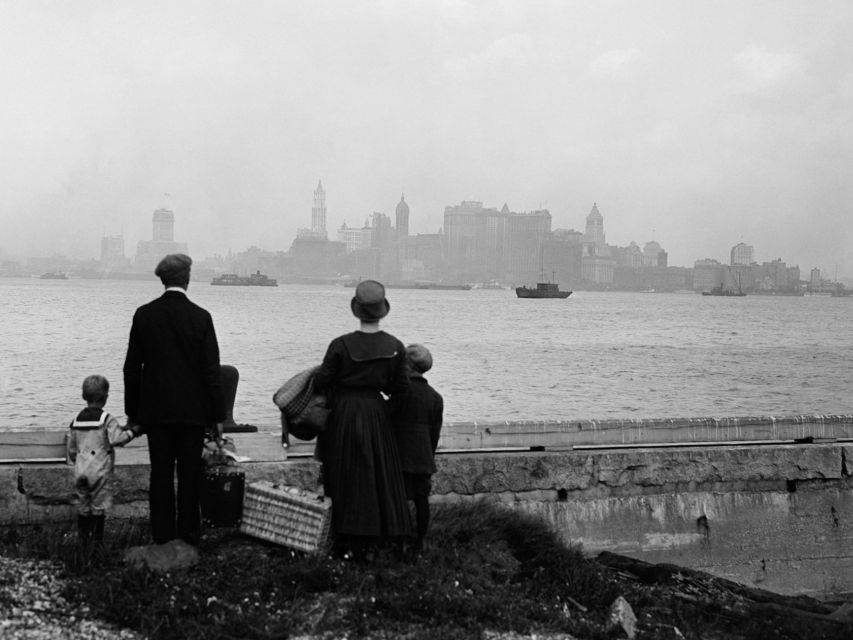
77;514;93;553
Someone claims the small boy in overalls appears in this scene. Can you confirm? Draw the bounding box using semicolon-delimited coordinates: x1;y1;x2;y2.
67;374;135;550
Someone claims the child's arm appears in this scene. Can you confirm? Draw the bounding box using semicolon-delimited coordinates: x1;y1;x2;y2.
107;414;134;448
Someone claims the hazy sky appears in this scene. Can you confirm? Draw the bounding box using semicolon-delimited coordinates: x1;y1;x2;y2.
1;1;851;275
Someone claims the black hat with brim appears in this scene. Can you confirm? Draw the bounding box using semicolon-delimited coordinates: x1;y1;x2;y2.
351;280;390;321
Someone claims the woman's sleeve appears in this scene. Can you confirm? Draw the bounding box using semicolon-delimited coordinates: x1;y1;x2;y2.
313;337;342;393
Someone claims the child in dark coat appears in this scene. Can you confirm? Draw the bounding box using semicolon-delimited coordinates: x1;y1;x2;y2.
392;344;444;551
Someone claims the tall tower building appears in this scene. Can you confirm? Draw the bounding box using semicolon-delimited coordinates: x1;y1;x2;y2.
584;203;605;247
312;180;327;236
152;209;175;242
395;194;409;239
730;242;754;266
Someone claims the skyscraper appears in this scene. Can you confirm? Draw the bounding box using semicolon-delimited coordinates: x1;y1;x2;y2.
584;203;605;247
730;242;754;266
135;208;188;272
395;194;409;239
152;208;174;242
312;180;327;237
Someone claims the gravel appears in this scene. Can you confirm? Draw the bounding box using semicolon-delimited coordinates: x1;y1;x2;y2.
0;555;142;640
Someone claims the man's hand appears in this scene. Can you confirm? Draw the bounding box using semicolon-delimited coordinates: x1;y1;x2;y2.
127;419;145;437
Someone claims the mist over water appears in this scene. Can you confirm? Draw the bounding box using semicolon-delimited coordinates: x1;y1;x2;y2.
2;278;853;432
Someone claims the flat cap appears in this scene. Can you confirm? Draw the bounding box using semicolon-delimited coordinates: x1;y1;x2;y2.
154;253;192;284
406;343;433;374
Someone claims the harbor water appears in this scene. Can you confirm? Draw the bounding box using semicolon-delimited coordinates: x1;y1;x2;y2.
2;277;852;432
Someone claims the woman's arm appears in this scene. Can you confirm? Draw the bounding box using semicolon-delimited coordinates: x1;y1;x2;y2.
313;337;342;393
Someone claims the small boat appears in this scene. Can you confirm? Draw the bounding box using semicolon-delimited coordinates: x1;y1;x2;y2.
39;272;68;280
701;284;746;297
515;282;572;299
211;271;278;287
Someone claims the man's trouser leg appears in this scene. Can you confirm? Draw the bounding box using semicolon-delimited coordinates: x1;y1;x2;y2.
175;425;206;546
147;425;178;544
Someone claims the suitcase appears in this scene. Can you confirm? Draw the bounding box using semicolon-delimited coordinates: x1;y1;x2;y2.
239;481;332;553
200;467;245;527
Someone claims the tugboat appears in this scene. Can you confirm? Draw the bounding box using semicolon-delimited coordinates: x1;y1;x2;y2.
211;270;278;287
515;281;572;299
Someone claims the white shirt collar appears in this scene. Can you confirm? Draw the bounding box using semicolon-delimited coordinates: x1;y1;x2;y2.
165;286;188;295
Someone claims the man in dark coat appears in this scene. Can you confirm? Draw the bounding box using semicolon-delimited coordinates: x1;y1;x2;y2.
123;253;225;545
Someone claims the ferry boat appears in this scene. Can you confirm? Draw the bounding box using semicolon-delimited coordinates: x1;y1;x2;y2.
211;271;278;287
39;272;68;280
701;284;746;297
515;282;572;299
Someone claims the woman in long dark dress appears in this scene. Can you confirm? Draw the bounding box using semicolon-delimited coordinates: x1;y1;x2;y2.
314;280;412;554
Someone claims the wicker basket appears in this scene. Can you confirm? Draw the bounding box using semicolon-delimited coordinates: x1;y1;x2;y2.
239;481;332;554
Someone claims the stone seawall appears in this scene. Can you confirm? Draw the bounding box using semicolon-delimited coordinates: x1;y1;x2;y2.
4;437;850;599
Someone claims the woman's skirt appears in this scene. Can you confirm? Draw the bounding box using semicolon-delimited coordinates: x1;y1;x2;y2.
321;390;412;538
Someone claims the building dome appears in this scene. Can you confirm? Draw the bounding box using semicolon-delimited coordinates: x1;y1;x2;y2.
396;194;409;216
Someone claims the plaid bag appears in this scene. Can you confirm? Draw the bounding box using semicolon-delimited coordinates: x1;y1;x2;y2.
274;366;329;442
273;367;317;419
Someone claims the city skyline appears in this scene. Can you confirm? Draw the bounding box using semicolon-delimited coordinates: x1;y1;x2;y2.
1;2;850;277
4;193;821;276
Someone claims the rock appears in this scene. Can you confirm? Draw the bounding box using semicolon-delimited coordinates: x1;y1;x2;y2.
124;540;200;572
606;596;637;639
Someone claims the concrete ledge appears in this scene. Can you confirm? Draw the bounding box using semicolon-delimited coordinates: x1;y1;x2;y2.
431;443;845;497
3;441;851;599
5;460;321;524
4;414;853;461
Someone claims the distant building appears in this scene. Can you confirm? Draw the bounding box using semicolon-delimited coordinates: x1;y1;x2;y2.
337;222;372;252
443;200;552;283
542;229;583;288
505;209;551;284
135;208;188;272
312;180;327;238
730;242;754;266
693;258;725;291
581;203;615;285
643;241;667;267
101;235;124;261
618;242;644;269
370;212;393;249
395;194;409;240
298;180;329;240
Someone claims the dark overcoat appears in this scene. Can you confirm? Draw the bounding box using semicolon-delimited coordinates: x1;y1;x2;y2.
123;290;225;426
392;375;444;475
